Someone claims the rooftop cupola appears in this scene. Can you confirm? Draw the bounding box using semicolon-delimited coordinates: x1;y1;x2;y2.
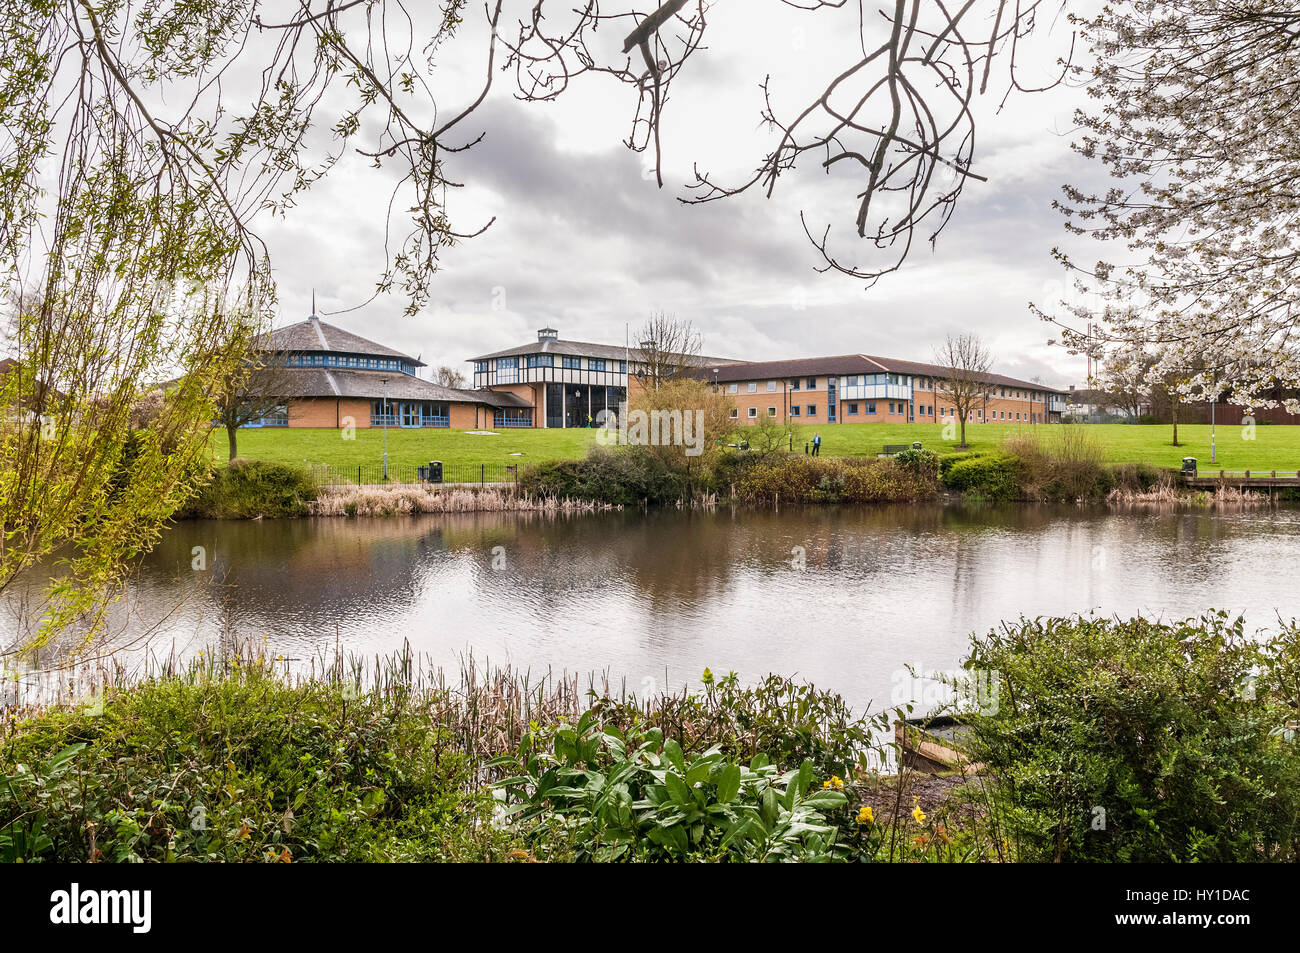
537;327;558;342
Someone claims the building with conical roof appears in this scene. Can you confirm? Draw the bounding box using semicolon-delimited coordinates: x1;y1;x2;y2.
250;313;532;430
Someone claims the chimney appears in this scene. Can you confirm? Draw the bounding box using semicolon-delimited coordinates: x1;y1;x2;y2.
537;327;558;342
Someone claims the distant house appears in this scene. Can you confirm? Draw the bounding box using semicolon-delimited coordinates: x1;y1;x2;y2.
245;314;532;430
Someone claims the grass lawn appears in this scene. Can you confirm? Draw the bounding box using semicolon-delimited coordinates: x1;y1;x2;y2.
785;422;1300;472
214;426;600;471
214;422;1300;474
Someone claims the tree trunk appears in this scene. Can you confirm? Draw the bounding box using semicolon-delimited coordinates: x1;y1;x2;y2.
959;413;968;449
1171;400;1179;447
227;423;238;460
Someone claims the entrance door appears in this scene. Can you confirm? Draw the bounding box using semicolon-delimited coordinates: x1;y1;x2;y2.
401;402;420;427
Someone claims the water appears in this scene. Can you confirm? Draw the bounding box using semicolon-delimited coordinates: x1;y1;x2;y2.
6;504;1300;713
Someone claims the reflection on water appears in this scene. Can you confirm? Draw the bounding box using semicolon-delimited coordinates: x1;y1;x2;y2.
5;504;1300;712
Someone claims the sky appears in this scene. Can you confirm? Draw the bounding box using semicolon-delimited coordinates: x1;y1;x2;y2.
258;1;1102;388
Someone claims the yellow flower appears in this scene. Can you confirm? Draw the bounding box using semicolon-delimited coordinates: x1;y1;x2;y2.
856;805;874;825
822;775;844;790
911;804;927;824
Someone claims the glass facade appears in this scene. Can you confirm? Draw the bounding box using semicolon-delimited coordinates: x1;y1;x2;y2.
369;400;449;428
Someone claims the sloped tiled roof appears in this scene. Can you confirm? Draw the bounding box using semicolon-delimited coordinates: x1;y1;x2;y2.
266;366;531;406
697;353;1067;394
260;316;423;366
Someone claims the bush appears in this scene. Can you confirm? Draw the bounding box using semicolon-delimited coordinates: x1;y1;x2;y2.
520;446;692;505
941;453;1021;501
591;670;891;781
0;661;893;864
893;447;940;476
179;458;318;518
731;455;938;504
0;670;512;862
962;613;1300;862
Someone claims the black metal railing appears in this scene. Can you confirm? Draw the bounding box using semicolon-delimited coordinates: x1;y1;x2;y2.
306;462;520;487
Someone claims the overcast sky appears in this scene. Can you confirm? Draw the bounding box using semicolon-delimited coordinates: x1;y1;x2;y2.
260;2;1102;388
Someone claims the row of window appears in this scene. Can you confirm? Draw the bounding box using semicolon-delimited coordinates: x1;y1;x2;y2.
476;356;627;374
728;402;1048;422
723;375;1055;402
238;404;289;428
493;409;534;428
287;353;415;374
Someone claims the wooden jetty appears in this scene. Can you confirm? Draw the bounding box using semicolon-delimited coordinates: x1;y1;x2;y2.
895;716;982;774
1183;470;1300;490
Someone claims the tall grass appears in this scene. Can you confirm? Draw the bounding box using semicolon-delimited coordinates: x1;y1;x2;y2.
1002;427;1109;502
310;484;620;516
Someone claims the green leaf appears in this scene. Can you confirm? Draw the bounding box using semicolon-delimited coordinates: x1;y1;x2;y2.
664;771;691;807
801;790;847;810
716;763;742;803
663;739;685;773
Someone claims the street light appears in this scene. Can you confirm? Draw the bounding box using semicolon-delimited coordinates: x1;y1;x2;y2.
1210;374;1217;466
380;376;389;481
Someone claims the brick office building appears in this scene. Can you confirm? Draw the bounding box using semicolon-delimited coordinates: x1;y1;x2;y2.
696;355;1068;426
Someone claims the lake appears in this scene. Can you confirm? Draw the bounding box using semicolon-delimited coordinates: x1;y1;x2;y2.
5;503;1300;713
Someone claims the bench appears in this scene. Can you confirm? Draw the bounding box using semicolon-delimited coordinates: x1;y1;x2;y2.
879;444;910;458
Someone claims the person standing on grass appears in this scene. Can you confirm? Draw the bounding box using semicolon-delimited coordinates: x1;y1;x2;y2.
812;433;821;457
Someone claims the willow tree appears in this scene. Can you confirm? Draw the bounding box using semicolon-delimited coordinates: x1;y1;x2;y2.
0;0;506;650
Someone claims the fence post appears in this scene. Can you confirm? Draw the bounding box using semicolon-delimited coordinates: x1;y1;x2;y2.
481;463;485;486
357;465;361;486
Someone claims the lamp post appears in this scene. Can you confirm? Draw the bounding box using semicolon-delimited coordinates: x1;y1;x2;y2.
380;377;389;481
1210;374;1217;465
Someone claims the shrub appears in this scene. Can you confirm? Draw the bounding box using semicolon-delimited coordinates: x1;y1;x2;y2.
521;446;692;505
941;453;1021;501
0;670;513;862
179;458;318;519
961;613;1300;862
731;455;938;504
937;450;981;478
893;447;940;476
591;671;891;781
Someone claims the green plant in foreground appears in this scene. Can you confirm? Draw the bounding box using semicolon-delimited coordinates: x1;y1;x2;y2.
491;710;849;862
962;612;1300;862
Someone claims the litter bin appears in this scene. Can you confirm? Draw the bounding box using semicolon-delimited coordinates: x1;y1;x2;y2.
1181;457;1197;477
912;441;922;450
429;460;443;484
417;465;429;482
